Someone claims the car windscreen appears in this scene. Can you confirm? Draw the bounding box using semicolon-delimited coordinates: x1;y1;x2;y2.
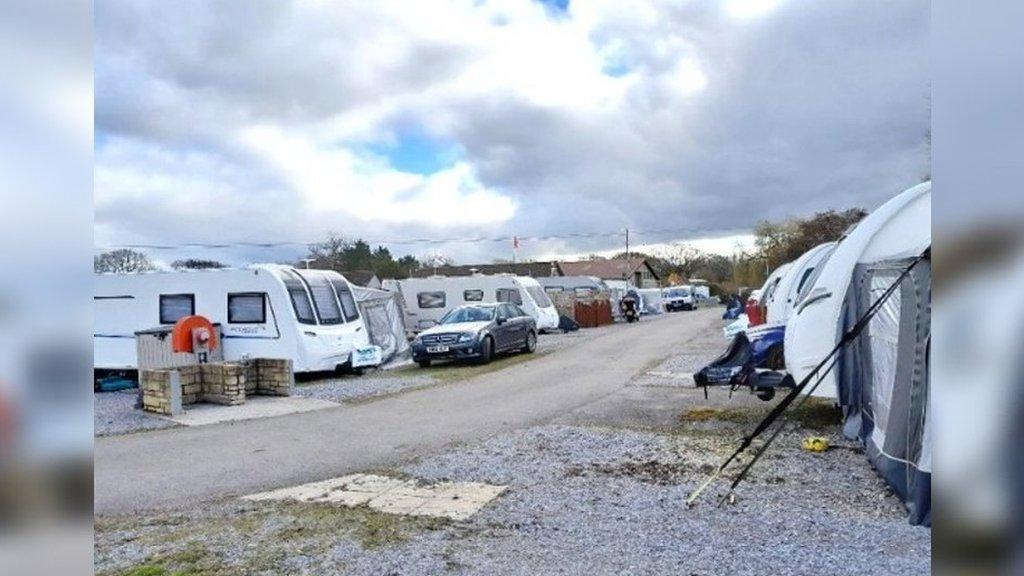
440;306;495;324
668;288;689;298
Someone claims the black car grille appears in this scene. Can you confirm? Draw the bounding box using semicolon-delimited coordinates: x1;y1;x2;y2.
421;333;460;345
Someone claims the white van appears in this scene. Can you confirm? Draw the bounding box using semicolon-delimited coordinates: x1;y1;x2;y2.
383;274;560;333
94;264;375;373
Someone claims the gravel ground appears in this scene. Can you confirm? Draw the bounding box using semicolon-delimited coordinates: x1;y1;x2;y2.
95;309;929;575
94;389;179;437
292;368;438;403
95;423;929;575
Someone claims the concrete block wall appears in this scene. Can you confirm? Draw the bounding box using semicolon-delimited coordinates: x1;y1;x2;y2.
253;358;294;396
140;358;293;415
199;363;246;406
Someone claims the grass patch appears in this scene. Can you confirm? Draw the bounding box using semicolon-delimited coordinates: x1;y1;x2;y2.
680;406;757;425
273;501;450;549
679;398;841;431
787;398;842;430
415;351;550;384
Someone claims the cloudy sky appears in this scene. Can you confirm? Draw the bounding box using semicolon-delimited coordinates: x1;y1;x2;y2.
94;0;929;266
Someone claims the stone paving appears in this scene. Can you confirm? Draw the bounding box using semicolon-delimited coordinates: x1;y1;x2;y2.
243;473;507;521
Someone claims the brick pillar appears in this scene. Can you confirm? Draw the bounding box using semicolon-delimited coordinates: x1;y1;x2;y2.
254;358;294;396
140;369;183;416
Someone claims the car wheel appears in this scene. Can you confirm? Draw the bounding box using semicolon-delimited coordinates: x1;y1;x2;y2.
522;330;537;353
417;359;431;368
479;336;494;364
766;345;786;370
755;388;776;401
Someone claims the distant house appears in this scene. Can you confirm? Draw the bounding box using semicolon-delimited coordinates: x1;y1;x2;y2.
557;258;661;288
409;261;560;278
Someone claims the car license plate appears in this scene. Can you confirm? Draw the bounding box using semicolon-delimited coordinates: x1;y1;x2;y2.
427;345;449;353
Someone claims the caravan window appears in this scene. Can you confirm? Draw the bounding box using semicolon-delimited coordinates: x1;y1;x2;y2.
159;294;194;324
329;278;360;322
496;288;522;305
574;287;594;297
463;289;484;301
544;286;564;294
228;293;266;324
280;271;317;325
525;286;552;307
418;291;446;309
301;274;343;325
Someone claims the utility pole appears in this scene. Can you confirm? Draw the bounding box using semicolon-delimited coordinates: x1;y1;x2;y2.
624;227;630;281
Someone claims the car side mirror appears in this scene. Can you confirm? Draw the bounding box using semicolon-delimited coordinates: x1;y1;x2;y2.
496;316;506;325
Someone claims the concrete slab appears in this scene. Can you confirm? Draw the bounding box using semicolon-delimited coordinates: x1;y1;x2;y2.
166;396;339;427
243;473;506;521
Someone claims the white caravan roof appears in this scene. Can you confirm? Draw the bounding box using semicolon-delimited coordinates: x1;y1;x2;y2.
785;181;931;398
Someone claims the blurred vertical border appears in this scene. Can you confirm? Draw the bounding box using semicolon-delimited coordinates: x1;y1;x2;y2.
0;1;94;574
933;1;1024;575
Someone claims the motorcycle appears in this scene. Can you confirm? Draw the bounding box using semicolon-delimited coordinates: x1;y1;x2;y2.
620;294;640;323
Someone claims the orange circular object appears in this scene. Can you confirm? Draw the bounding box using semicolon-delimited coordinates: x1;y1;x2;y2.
171;315;219;353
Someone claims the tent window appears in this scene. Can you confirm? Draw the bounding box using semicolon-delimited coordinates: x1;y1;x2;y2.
329;278;360;322
463;289;484;301
228;293;266;324
418;291;446;309
159;294;194;324
496;288;522;305
280;270;317;325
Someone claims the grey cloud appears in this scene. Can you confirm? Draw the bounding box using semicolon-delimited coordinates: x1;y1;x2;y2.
95;0;929;264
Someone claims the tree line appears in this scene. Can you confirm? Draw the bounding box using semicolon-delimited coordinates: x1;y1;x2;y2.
95;208;865;294
93;235;428;278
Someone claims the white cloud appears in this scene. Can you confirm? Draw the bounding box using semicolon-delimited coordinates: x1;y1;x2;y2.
95;0;929;266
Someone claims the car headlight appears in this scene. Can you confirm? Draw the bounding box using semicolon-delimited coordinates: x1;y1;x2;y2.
458;333;475;343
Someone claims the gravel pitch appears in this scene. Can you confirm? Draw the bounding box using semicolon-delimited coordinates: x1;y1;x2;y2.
292;369;438;403
94;389;179;437
95;424;929;575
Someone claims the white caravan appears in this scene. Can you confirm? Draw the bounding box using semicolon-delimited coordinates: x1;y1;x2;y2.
764;242;837;325
536;276;607;298
94;265;374;373
383;274;560;333
784;182;931;398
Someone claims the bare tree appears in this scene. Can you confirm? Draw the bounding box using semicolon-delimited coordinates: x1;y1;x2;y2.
171;258;227;270
94;249;156;273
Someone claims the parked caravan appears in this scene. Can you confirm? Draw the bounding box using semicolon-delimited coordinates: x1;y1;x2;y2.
764;242;837;325
383;274;560;333
746;263;792;327
535;276;607;298
784;181;931;399
637;288;664;314
94;265;375;373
